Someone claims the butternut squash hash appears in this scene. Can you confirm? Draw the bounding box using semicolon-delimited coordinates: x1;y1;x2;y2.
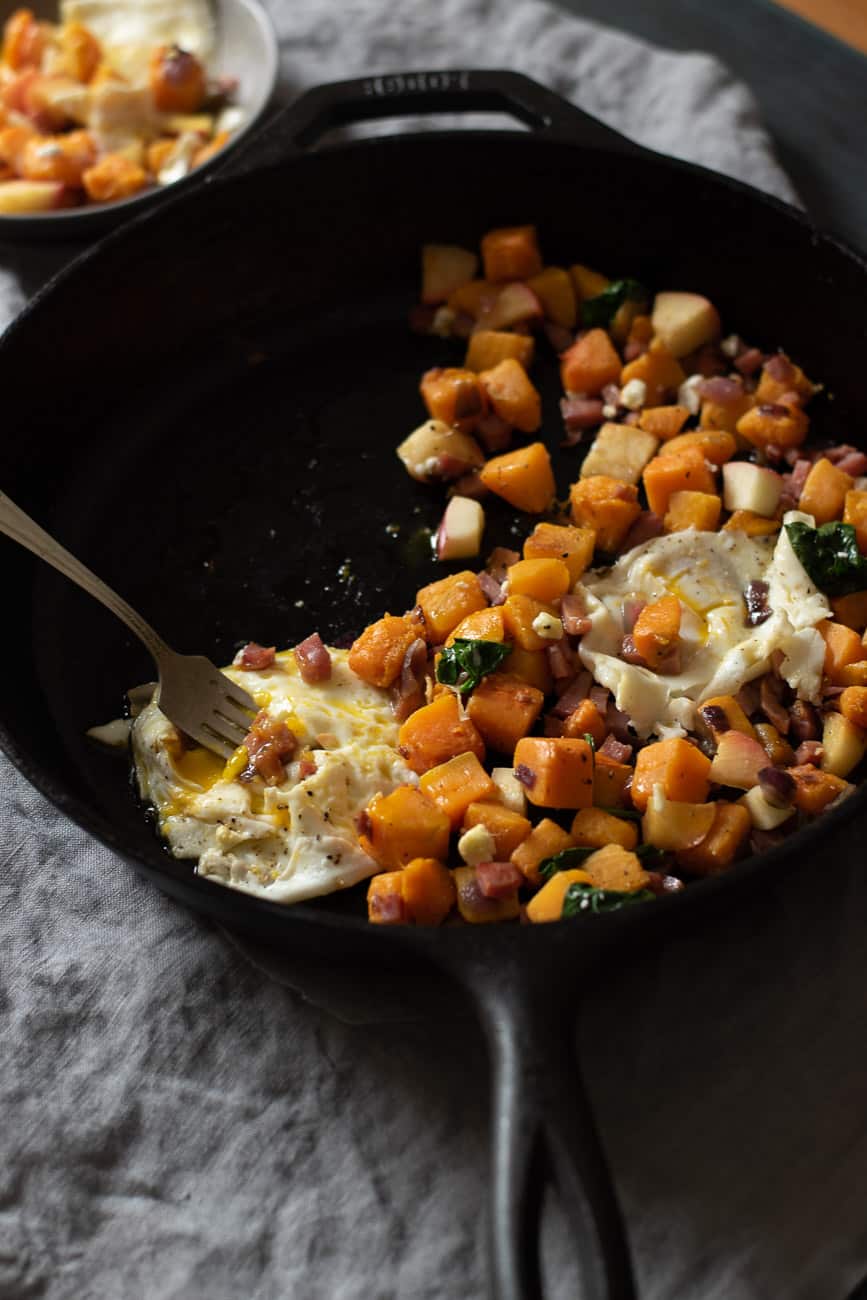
132;225;867;926
0;4;237;211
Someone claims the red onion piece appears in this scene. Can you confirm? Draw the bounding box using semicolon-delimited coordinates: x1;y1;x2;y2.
476;411;512;454
789;700;820;742
599;734;632;763
758;766;796;807
744;580;772;627
552;671;592;717
478;571;505;606
733;348;764;376
760;675;790;734
621;512;663;551
794;740;824;766
514;764;536;789
391;637;428;723
697;375;744;405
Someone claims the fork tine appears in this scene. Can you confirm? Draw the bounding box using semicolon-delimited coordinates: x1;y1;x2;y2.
194;724;236;760
211;707;250;742
219;674;257;712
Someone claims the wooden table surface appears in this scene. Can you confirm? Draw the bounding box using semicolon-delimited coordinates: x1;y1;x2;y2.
775;0;867;54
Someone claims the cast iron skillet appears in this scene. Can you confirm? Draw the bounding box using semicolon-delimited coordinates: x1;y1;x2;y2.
2;70;867;1299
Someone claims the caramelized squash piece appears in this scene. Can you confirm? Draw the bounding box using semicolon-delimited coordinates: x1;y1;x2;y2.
660;429;736;465
511;817;574;888
675;801;751;875
631;738;711;812
526;266;577;328
560;328;621;396
526;868;593;923
466;672;544;754
562;698;606;747
632;595;682;670
642;447;716;517
820;619;865;685
465;329;535;373
445;606;506;646
502;593;559;651
569;475;641;553
479;442;555;514
798;458;854;526
593;753;632;806
479;358;541;433
506;557;571;603
840;686;867;729
358;785;451;870
523;522;596;584
637;405;690;440
582;843;650;893
416;570;487;643
398;692;485;774
420;367;488;433
843;490;867;555
663;490;721;533
419;751;497;827
462;800;532;859
789;765;849;814
571;806;638;851
736;401;809;450
480;224;542;282
349;614;419;688
149;44;206;113
512;737;594;809
401;857;457;926
619;339;685;406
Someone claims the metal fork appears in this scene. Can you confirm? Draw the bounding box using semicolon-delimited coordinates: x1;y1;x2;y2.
0;490;257;759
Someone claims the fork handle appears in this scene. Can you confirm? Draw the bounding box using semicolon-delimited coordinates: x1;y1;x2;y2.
0;490;169;665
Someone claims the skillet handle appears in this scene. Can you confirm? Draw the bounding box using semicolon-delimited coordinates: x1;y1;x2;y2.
466;956;636;1300
212;69;644;180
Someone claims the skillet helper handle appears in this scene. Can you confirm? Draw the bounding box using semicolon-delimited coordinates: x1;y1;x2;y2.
213;69;644;180
474;962;635;1300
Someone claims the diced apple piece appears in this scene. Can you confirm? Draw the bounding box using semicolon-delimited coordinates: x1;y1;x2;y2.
651;291;721;358
436;495;485;561
421;244;478;304
722;462;783;517
740;786;796;831
477;282;543;331
0;179;67;213
821;711;867;778
642;784;716;850
490;767;528;815
397;419;484;483
579;421;659;485
709;729;769;789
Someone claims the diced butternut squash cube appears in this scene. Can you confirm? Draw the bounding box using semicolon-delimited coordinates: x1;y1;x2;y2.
631;737;711;811
526;868;593;923
479;442;555;514
570;264;610;300
454;864;520;923
398;693;486;775
571;806;638;851
506;557;571;603
523;522;596;584
798;457;854;526
480;224;542;282
637;405;690;440
663;490;721;533
593;753;632;806
367;871;407;924
467;671;544;754
462;801;532;859
446;606;506;646
478;358;541;434
511;817;575;888
642;446;716;517
699;391;754;434
505;645;553;693
843;490;867;555
789;765;849;814
420;367;488;433
465;329;535;373
831;662;867;687
830;592;867;632
619;339;685;406
736;402;809;450
722;510;781;538
642;789;716;850
632;595;682;669
562;698;606;747
400;857;456;926
675;801;751;875
502;594;559;651
526;266;577;328
582;843;650;892
512;737;594;809
448;278;500;318
820;619;864;684
348;613;418;688
416;570;487;643
755;353;814;405
840;686;867;728
82;152;147;202
358;784;451;870
659;429;736;466
560;328;622;396
579;421;659;485
419;751;497;827
569;475;641;553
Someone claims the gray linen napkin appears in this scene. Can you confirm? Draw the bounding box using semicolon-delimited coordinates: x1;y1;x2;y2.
2;2;865;1299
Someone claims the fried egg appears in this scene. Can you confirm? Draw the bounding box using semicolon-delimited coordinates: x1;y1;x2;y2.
132;648;415;904
578;510;831;737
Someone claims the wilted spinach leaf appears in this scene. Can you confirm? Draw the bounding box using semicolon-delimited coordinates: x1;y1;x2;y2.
581;278;648;328
785;521;867;597
561;883;656;917
538;846;595;883
436;638;512;697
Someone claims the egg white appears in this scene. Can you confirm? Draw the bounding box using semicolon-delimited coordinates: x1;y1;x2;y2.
578;511;831;738
132;648;416;904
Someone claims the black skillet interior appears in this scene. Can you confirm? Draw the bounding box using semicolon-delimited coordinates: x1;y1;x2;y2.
2;70;867;957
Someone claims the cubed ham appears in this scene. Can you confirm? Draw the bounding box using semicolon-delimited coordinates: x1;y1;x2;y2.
237;641;276;670
294;632;332;684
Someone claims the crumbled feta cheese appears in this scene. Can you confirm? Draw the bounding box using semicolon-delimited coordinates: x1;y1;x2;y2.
677;373;704;415
620;378;647;410
457;823;496;866
86;717;132;748
531;612;563;641
431;306;456;337
720;334;741;358
601;403;618;419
